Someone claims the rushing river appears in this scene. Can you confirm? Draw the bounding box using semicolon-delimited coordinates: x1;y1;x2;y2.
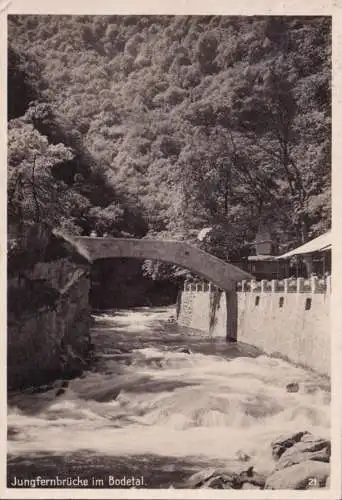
7;307;330;489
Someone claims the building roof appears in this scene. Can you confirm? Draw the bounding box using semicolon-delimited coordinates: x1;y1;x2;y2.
276;231;331;259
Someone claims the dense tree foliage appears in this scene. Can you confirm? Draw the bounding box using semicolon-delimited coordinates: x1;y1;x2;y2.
8;15;331;279
8;47;146;240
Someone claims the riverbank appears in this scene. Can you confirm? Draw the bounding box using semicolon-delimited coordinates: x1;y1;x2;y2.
8;224;92;390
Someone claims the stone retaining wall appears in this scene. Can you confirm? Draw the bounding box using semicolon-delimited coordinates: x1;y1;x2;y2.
177;277;331;376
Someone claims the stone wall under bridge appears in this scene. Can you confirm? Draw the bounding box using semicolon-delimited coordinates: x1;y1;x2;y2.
177;276;331;376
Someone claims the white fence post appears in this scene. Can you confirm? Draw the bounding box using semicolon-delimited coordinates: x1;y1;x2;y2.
271;279;278;292
326;275;332;294
310;275;319;294
297;277;304;293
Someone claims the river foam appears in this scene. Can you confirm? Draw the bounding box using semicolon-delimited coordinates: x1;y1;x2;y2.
8;307;330;477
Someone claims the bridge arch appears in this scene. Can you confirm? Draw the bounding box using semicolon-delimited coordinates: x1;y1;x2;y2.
56;233;253;292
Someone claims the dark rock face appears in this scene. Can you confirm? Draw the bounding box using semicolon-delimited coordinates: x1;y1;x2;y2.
8;224;92;390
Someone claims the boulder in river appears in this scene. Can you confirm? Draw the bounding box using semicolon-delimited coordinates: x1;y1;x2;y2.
236;450;251;462
185;467;217;488
286;382;300;393
271;431;309;459
265;460;330;489
7;426;21;439
275;435;330;470
175;347;192;354
203;476;233;489
111;348;126;355
242;482;262;489
31;384;54;394
185;463;266;489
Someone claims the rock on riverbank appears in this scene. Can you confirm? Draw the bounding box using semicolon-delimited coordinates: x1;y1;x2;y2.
8;223;92;390
185;431;330;490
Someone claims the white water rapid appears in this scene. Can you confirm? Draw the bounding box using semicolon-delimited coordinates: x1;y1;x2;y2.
7;307;330;488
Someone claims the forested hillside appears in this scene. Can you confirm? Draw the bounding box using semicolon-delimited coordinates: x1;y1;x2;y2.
8;15;331;270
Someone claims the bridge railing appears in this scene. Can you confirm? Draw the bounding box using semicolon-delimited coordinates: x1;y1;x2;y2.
184;275;332;294
183;281;221;293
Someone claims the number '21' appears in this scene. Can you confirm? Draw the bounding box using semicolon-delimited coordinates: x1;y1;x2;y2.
308;477;319;487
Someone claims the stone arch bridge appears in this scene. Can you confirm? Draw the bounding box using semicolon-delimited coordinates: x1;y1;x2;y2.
55;232;253;292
